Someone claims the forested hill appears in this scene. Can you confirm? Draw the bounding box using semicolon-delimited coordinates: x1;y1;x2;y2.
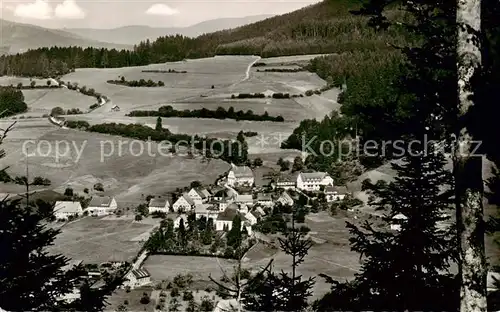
0;0;409;77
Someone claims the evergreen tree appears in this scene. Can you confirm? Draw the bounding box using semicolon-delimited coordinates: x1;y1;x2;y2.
178;218;187;248
227;215;242;249
315;145;458;311
0;123;123;311
155;116;162;131
242;205;315;311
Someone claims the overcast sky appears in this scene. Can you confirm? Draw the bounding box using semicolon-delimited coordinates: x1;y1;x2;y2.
0;0;320;28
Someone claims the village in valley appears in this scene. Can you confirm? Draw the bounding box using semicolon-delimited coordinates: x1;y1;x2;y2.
48;160;363;310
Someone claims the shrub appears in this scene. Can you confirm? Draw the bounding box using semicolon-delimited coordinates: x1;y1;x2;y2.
139;292;150;304
183;290;194;301
51;107;65;116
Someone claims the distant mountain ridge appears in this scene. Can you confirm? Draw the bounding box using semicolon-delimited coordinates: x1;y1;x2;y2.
0;19;132;54
62;15;275;45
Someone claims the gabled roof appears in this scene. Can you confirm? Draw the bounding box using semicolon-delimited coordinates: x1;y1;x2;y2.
250;210;262;219
236;194;253;203
280;191;293;200
131;268;150;279
256;206;266;216
257;193;272;201
230;165;254;178
177;193;195;206
392;213;408;220
192;187;210;199
88;196;113;208
325;186;348;194
149;197;170;208
195;203;218;213
299;172;329;181
54;201;82;214
217;208;240;222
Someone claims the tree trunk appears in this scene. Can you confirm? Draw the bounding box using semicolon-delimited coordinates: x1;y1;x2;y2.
456;0;487;311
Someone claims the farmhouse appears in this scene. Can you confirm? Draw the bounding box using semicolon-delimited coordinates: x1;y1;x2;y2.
256;193;273;207
174;214;189;229
172;193;195;212
148;197;172;214
124;268;151;288
277;191;294;206
236;194;254;206
324;186;349;202
275;175;296;190
244;210;262;226
87;196;117;216
110;105;120;112
296;172;334;191
215;208;246;232
195;203;219;221
187;187;211;204
53;201;83;220
227;164;254;187
390;213;408;231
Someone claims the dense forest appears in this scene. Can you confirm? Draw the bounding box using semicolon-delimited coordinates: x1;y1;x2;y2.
0;0;409;77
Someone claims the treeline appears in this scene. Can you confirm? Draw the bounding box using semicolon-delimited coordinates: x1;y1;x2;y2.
0;172;51;186
107;77;165;87
0;1;410;78
127;105;284;122
0;87;28;117
142;69;187;73
231;92;303;99
64;121;249;164
256;68;305;72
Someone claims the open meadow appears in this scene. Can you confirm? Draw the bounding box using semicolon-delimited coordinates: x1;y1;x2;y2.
0;126;230;203
48;216;159;263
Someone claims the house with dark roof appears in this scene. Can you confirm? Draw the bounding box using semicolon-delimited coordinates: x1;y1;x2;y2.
296;172;333;191
188;187;211;204
148;196;172;214
172;193;195;212
256;193;273;207
324;186;349;202
124;268;151;288
215;208;247;232
227;164;254;187
87;196;117;216
276;174;297;190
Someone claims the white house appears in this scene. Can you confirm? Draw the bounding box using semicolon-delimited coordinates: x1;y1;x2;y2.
188;187;211;205
296;172;334;191
324;186;348;202
174;214;189;229
124;268;151;289
256;193;273;207
227;164;254;187
215;208;247;232
390;213;408;231
87;196;117;216
172;193;195;212
195;203;219;221
148;197;172;214
53;201;83;220
277;191;294;206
